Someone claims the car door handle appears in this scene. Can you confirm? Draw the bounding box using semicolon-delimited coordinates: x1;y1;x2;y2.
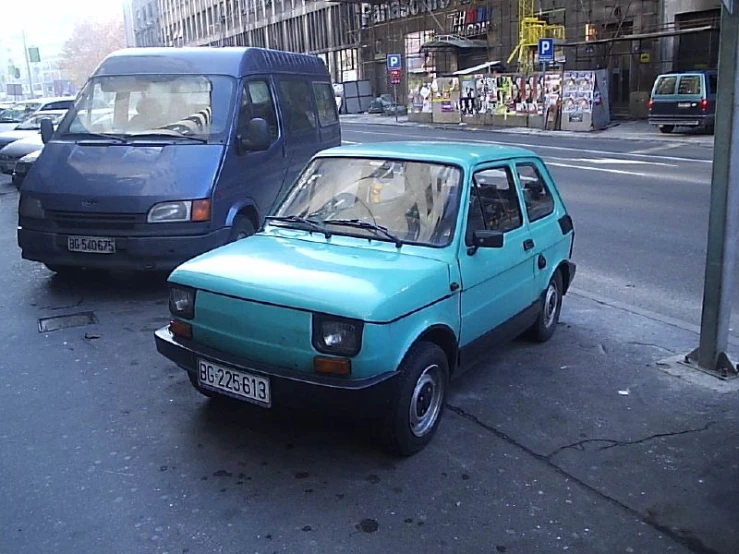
523;239;535;251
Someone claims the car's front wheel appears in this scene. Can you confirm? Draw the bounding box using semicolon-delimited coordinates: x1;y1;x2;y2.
528;271;563;343
382;342;449;456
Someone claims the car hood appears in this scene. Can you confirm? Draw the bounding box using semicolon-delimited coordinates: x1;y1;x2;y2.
0;135;42;158
0;130;35;146
21;142;224;213
170;234;452;323
0;123;20;134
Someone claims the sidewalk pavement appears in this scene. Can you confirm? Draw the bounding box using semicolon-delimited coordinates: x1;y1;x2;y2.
340;113;716;147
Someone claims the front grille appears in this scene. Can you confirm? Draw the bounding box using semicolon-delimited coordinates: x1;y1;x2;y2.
46;210;144;231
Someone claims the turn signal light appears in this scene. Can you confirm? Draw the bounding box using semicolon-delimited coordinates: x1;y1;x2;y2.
314;356;351;375
169;319;192;339
192;199;211;222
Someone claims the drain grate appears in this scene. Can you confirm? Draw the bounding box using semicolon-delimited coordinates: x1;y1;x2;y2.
38;311;98;333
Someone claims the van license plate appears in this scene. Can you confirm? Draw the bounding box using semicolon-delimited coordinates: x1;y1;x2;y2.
67;236;115;254
197;358;271;407
678;102;691;108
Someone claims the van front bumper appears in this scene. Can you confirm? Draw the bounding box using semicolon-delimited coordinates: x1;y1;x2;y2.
154;327;399;415
17;227;231;271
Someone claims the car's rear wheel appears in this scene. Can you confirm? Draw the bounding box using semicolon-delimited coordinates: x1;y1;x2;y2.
527;271;563;343
381;342;449;457
659;125;675;134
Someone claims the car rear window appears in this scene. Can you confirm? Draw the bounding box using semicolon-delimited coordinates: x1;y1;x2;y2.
654;76;677;95
678;75;702;95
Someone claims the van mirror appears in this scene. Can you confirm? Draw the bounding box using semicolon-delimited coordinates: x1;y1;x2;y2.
40;117;54;144
239;118;270;153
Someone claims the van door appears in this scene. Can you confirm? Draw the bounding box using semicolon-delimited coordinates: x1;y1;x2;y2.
311;81;341;148
219;77;288;229
674;73;706;119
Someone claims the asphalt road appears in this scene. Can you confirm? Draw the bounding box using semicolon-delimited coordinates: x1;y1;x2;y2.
341;123;724;339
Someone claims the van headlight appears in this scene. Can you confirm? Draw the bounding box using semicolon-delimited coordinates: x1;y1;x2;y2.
169;285;196;319
19;195;45;219
147;199;211;223
312;315;363;356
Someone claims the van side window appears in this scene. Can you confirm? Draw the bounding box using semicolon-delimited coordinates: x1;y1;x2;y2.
654;76;677;95
678;76;702;95
312;82;338;126
466;166;522;245
238;80;278;140
278;79;317;134
515;163;554;223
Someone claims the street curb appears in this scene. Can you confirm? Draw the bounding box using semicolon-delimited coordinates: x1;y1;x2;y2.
340;117;715;148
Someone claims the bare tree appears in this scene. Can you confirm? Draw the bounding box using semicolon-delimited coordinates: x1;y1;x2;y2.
61;17;127;88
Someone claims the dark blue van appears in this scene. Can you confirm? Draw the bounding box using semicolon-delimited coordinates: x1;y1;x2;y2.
648;69;717;134
17;47;341;273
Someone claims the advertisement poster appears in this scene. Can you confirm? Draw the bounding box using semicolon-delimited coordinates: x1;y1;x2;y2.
562;71;594;114
407;74;432;113
432;77;460;123
460;75;477;115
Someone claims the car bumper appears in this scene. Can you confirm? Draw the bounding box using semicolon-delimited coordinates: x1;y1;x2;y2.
154;327;399;415
648;115;714;127
17;227;231;271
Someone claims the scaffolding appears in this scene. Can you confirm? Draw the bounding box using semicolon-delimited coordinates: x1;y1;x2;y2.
506;0;565;73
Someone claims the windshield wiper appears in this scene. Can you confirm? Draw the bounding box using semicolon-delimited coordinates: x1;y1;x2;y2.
264;215;331;238
325;218;403;248
59;131;128;143
124;132;208;144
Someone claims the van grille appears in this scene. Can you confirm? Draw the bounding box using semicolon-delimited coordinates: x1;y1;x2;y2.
46;210;143;231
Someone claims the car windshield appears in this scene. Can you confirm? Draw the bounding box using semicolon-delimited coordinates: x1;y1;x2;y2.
0;103;39;123
274;157;463;247
16;112;65;130
58;74;236;142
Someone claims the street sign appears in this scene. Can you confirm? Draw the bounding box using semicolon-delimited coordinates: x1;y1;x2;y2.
538;38;554;62
386;53;402;70
388;68;402;84
28;47;40;64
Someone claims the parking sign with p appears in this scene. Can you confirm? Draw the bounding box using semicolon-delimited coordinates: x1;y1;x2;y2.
387;54;402;70
538;38;554;62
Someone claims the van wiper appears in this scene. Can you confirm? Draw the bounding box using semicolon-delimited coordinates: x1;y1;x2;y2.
124;132;208;144
59;131;128;143
264;215;331;238
325;218;403;248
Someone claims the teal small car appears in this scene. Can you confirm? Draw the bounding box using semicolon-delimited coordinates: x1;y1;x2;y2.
155;142;576;455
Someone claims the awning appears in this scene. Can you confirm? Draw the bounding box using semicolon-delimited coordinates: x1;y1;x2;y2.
453;60;505;75
420;36;488;51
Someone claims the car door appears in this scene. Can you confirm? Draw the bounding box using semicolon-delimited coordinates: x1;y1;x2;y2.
513;159;568;295
220;77;288;224
458;162;538;347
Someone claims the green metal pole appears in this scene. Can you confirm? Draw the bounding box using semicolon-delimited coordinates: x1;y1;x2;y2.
688;4;739;377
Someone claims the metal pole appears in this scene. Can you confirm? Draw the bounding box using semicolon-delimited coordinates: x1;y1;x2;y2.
21;29;35;99
394;82;398;122
687;4;739;377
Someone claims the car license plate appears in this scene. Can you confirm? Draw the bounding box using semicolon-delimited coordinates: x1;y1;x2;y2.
67;236;115;254
678;102;691;108
197;358;271;407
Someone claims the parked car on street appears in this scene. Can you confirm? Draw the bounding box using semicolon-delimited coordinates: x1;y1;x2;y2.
648;69;717;133
0;109;67;149
17;47;341;275
0;97;75;133
367;94;407;116
12;149;42;188
154;142;576;456
0;134;43;176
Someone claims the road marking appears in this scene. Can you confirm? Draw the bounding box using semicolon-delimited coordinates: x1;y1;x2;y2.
630;143;685;155
546;161;647;177
545;156;677;168
341;127;714;164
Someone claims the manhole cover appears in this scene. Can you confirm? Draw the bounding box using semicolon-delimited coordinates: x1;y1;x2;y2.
38;311;97;333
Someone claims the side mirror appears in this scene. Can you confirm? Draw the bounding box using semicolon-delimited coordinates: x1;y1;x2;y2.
468;229;504;255
40;118;54;144
238;117;270;153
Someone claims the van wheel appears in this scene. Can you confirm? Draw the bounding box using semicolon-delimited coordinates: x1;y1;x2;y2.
659;125;675;134
381;342;449;457
527;271;563;343
229;215;256;242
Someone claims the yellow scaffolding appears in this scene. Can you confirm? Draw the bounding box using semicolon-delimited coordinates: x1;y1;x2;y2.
507;0;565;73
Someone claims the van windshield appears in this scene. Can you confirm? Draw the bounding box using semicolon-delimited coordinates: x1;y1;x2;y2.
58;74;236;143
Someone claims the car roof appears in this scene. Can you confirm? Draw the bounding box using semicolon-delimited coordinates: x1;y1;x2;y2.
95;47;329;78
317;141;537;168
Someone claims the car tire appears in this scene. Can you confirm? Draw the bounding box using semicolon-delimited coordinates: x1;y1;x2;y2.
659;125;675;134
527;271;563;343
381;341;449;457
229;214;256;242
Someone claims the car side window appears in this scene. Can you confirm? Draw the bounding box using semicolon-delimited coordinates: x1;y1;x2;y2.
466;165;522;244
238;80;279;141
515;163;555;223
312;82;339;126
278;79;318;134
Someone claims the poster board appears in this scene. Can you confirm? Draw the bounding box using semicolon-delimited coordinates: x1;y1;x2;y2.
432;77;461;124
560;70;610;131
